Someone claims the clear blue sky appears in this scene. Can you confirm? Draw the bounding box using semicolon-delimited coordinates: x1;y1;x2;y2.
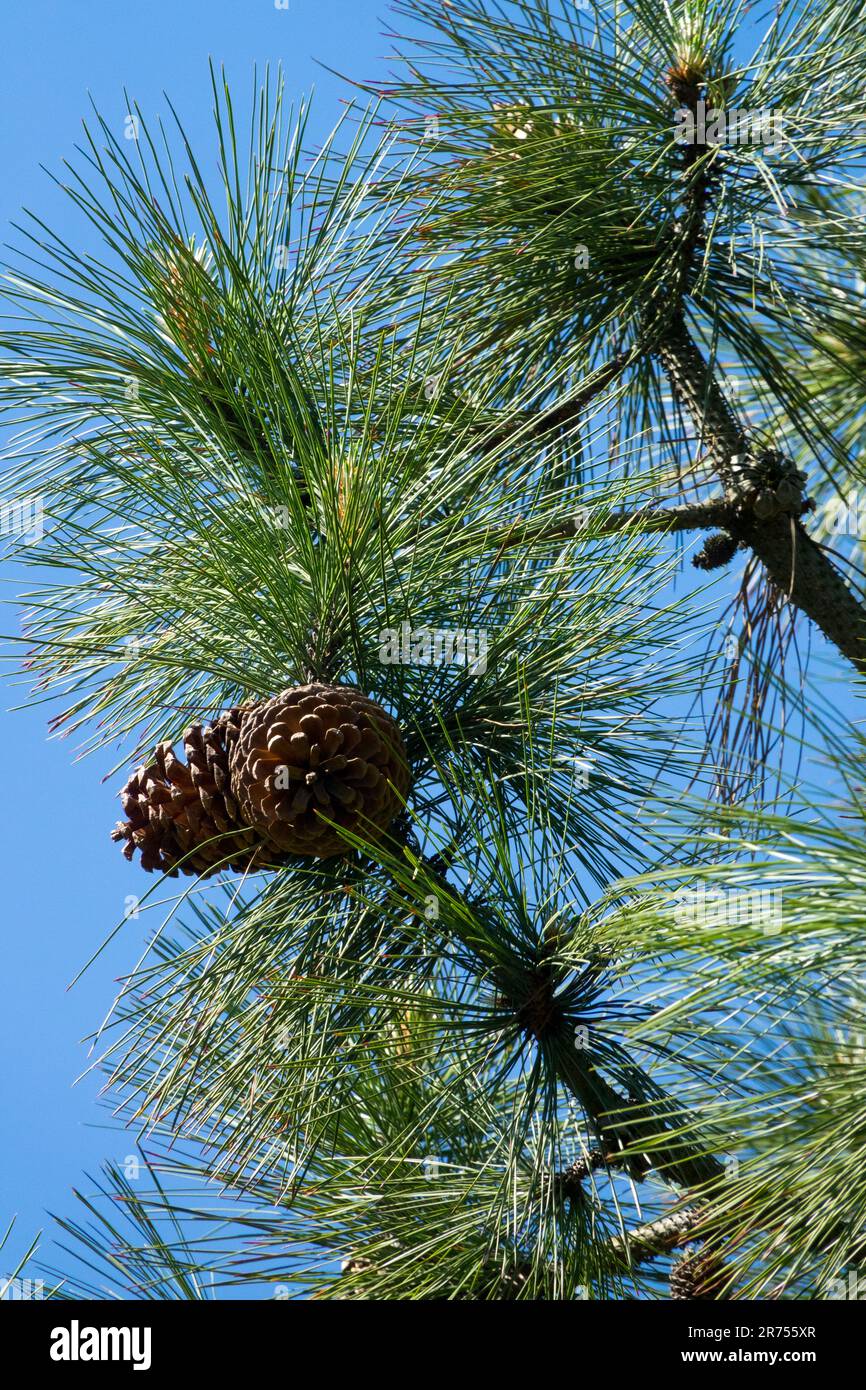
0;0;397;1286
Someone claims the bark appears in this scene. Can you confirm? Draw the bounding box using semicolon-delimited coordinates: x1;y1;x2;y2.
609;1206;701;1260
658;313;866;677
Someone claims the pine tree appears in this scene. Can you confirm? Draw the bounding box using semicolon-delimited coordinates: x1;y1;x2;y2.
3;1;866;1300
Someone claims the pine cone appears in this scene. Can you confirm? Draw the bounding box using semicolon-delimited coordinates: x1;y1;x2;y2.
693;531;739;571
670;1246;727;1300
230;683;411;859
111;710;261;877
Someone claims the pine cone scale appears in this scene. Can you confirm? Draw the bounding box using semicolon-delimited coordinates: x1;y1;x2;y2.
111;707;259;878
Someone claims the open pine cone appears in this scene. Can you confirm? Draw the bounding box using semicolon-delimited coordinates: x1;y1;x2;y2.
230;683;411;859
113;683;411;873
111;710;262;878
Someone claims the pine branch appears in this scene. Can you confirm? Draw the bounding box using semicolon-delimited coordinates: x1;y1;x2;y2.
407;851;722;1190
657;313;866;676
479;351;631;453
609;1208;730;1301
652;52;866;677
610;1206;701;1261
493;496;737;549
554;1045;722;1190
609;1205;731;1298
656;315;749;483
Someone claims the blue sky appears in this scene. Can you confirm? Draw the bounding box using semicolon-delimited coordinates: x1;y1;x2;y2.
0;0;396;1288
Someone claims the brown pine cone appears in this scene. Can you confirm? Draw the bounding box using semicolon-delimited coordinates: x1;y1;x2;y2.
670;1246;727;1300
230;683;411;859
111;710;262;877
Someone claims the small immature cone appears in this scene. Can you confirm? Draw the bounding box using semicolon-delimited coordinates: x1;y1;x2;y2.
693;531;739;572
230;683;411;858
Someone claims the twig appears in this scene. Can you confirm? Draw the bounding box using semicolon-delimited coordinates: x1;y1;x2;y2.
609;1206;702;1261
479;351;630;453
491;495;737;549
